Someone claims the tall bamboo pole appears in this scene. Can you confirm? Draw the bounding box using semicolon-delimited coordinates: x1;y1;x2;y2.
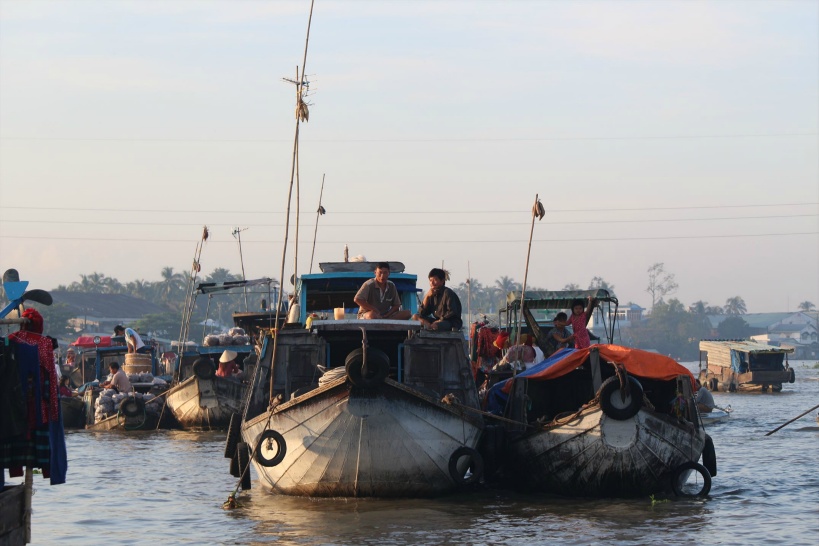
515;195;545;358
267;0;315;406
309;174;326;273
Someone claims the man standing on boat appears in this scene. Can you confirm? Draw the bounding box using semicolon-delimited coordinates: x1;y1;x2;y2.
412;268;463;331
113;324;149;354
354;262;412;320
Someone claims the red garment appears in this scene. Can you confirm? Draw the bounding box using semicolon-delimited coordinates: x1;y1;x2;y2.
216;361;239;378
10;330;59;425
568;311;591;349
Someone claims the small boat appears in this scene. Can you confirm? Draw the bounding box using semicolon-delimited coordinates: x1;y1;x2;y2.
484;290;715;498
698;340;795;392
69;341;173;430
699;405;732;425
234;261;484;497
163;277;275;430
60;396;86;429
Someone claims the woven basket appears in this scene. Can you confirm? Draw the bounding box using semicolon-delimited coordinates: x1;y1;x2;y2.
123;353;152;374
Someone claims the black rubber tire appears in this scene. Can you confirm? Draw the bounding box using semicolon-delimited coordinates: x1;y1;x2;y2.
237;442;251;490
224;412;241;459
229;451;240;477
345;347;390;388
254;430;287;467
599;376;643;421
709;377;718;392
788;368;795;383
120;397;145;418
702;434;717;477
671;461;711;497
193;357;215;380
448;447;484;487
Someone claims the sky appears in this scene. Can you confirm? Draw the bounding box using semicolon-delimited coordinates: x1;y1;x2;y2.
0;0;817;313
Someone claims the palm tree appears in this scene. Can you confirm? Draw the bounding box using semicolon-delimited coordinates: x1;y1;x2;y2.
159;266;185;305
689;300;707;314
798;301;815;312
588;276;615;293
724;296;747;316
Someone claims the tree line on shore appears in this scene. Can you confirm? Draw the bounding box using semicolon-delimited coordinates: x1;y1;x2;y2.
2;263;814;361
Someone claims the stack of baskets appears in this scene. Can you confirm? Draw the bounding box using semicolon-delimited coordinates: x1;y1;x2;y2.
123;353;152;374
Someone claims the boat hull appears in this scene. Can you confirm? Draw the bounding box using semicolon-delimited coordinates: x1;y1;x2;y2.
242;378;482;497
165;376;247;430
504;407;706;497
0;484;26;545
86;412;160;431
60;397;86;429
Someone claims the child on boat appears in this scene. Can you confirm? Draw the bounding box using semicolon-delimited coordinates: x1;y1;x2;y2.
568;297;596;349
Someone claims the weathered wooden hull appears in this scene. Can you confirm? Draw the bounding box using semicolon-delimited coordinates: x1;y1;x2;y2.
60;396;86;429
504;407;705;497
86;412;160;431
165;376;247;430
242;377;482;497
701;367;790;392
0;485;26;546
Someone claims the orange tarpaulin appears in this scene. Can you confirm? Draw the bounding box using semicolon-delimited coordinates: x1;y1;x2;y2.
502;344;695;394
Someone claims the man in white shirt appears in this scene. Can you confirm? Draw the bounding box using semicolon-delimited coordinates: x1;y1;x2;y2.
113;325;148;354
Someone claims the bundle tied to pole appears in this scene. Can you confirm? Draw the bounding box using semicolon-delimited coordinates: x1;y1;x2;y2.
515;194;545;358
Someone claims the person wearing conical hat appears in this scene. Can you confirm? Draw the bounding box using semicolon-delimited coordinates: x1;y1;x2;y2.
216;349;243;379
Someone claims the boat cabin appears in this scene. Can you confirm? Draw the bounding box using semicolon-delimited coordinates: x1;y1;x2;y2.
244;262;478;421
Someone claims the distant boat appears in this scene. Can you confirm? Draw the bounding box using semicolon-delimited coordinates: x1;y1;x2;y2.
698;340;795;392
700;405;732;425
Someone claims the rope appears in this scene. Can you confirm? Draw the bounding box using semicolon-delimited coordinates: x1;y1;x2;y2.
440;393;535;428
223;399;279;509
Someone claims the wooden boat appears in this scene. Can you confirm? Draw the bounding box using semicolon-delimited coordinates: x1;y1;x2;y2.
234;262;484;497
484;290;714;498
60;396;86;429
698;340;795;392
163;278;274;430
0;484;27;545
65;343;174;430
699;406;732;425
163;353;250;430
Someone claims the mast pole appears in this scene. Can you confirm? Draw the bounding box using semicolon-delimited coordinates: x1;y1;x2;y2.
516;195;545;353
310;174;326;273
268;0;315;406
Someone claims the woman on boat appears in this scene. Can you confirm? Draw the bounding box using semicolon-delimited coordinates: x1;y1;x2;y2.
58;375;75;398
216;350;243;379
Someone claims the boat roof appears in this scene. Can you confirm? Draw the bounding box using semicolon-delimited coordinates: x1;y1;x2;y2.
318;261;404;273
505;289;617;310
501;344;695;394
196;277;275;295
300;270;418;292
71;335;113;348
699;339;794;354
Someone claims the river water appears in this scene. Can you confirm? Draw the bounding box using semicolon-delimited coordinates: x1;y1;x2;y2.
16;362;819;545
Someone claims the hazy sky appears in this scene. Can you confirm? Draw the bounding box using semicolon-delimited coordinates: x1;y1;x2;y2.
1;0;817;313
